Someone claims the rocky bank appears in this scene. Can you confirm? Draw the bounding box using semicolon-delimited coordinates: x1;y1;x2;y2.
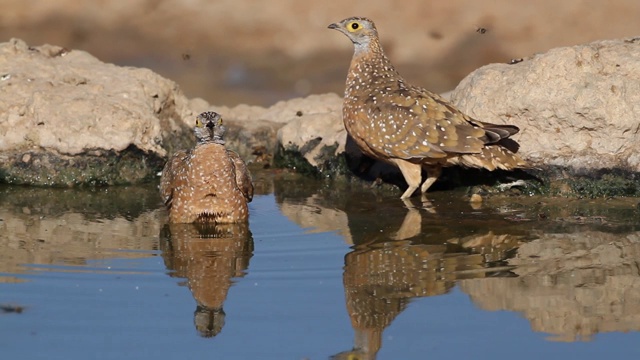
2;36;640;196
0;38;198;185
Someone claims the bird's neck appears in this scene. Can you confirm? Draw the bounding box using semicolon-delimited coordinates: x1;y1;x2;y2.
352;37;384;58
345;40;400;97
196;139;225;146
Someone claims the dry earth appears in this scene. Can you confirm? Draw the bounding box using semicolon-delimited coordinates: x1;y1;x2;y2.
1;0;639;106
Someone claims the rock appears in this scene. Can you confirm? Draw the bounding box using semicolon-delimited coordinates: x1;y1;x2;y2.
275;94;345;167
0;37;345;187
207;103;286;164
0;38;197;186
203;94;345;169
450;37;640;173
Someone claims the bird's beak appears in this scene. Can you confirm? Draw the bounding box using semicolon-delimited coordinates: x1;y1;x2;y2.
327;23;338;30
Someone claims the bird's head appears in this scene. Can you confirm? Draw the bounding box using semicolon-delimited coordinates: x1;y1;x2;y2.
328;17;379;51
194;111;222;144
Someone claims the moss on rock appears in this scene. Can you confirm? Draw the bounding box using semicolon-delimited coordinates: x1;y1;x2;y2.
0;145;164;187
273;144;320;178
273;146;640;199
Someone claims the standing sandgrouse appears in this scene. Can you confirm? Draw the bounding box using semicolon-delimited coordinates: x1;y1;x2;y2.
328;17;526;199
160;111;253;223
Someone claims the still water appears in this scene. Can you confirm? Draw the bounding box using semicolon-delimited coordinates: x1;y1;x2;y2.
2;172;640;359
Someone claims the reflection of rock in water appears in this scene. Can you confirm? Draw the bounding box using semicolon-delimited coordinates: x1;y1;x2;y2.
0;185;160;219
278;193;354;243
459;230;640;341
160;222;253;337
335;232;521;359
448;231;522;264
0;185;164;281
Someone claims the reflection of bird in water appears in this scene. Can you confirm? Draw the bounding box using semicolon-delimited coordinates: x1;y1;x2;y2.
193;306;225;337
329;17;525;199
159;222;253;337
334;241;447;360
160;111;253;223
333;230;521;359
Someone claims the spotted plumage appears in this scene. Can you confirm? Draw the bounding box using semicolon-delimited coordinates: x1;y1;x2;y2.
160;111;254;223
201;112;254;203
329;17;526;199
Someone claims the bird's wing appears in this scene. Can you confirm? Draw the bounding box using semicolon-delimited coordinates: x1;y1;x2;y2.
227;150;254;202
159;150;189;207
467;119;520;143
427;91;521;143
360;87;519;160
359;87;493;160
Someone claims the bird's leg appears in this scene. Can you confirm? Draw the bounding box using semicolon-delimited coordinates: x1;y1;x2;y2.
420;194;436;214
401;197;415;209
420;166;442;193
392;159;422;199
392;207;422;240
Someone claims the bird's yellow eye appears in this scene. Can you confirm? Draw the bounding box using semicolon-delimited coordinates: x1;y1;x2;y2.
347;21;360;32
195;118;202;127
218;118;223;126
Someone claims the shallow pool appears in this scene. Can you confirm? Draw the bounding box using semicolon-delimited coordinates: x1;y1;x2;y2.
2;173;640;359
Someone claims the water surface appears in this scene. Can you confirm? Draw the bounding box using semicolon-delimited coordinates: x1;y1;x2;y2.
2;174;640;359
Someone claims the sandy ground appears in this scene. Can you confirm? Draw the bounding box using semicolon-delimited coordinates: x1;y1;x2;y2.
1;0;639;106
